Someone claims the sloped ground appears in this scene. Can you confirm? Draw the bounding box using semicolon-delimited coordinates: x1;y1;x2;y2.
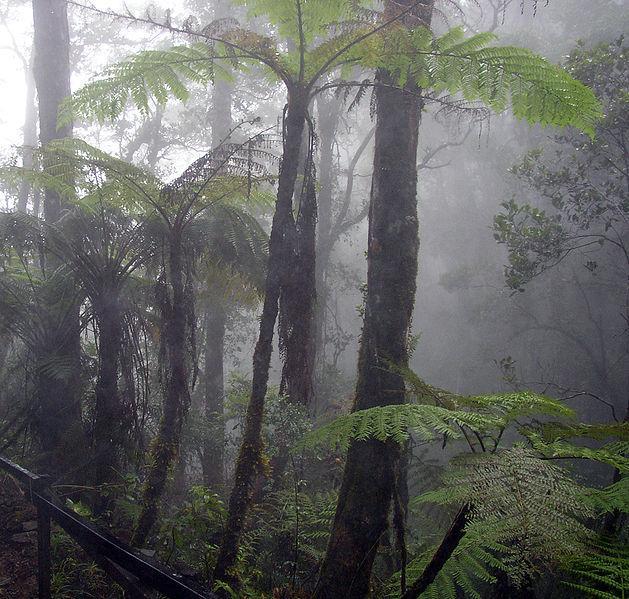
0;474;38;598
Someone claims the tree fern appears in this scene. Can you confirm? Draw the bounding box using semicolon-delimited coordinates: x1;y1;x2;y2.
386;523;509;599
63;10;600;140
395;363;573;418
534;421;629;443
583;477;629;515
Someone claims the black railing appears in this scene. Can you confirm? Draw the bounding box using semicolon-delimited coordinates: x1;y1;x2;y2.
0;456;218;599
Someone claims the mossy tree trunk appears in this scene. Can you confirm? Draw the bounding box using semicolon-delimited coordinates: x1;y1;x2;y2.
213;85;308;593
279;151;318;409
270;158;318;488
315;3;432;596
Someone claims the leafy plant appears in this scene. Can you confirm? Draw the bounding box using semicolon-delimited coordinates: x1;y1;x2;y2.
156;486;227;580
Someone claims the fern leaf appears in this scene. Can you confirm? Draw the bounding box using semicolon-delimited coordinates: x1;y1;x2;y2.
61;44;219;125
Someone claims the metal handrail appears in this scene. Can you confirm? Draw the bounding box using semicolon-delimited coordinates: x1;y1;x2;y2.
0;456;218;599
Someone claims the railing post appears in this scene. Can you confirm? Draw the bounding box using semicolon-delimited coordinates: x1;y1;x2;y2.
33;476;52;599
36;500;51;599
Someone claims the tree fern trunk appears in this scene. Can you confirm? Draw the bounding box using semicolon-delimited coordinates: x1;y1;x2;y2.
213;85;307;594
315;3;432;596
132;233;189;547
202;300;226;491
93;296;125;513
279;156;317;408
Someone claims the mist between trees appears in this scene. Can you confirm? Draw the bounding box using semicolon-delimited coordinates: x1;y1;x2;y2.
0;0;627;597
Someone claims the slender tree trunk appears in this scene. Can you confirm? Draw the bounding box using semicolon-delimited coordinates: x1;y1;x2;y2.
213;86;307;593
132;233;189;546
210;76;233;145
17;50;37;213
202;300;226;490
315;4;432;596
32;0;84;477
93;295;125;512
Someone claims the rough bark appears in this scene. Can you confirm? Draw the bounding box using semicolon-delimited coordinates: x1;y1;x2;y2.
132;234;189;547
269;157;318;488
212;86;307;593
279;151;318;408
202;301;226;490
314;3;432;595
31;0;84;477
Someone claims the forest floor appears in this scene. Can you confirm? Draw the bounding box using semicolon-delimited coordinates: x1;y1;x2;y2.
0;474;38;598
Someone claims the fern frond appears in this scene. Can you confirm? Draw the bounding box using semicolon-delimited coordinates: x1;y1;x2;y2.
562;536;629;598
61;44;219;125
397;365;573;421
581;477;629;515
536;421;629;442
524;432;629;472
358;26;602;136
299;403;504;451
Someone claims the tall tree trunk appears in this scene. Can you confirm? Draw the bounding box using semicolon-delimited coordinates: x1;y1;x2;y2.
270;156;318;488
202;300;226;490
93;295;125;512
17;50;37;213
315;4;432;596
32;0;83;477
132;233;190;546
200;10;233;490
213;85;307;593
33;0;72;223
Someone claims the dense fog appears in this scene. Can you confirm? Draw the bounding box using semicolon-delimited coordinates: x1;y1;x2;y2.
0;0;626;597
